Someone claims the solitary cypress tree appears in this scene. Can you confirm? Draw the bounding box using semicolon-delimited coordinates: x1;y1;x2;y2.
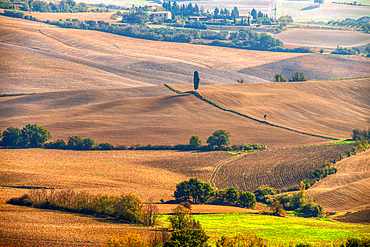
194;71;200;90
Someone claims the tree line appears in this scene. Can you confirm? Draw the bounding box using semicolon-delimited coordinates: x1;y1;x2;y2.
0;0;92;13
0;125;266;152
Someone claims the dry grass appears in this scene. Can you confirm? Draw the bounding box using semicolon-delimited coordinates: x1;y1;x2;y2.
212;142;355;193
307;149;370;212
0;15;307;93
0;149;233;202
272;29;370;49
172;77;370;139
0;87;333;148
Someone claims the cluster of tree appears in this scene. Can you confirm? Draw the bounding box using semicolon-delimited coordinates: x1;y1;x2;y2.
7;189;158;225
0;0;90;13
352;129;370;141
273;71;308;82
0;124;51;148
331;46;360;55
255;183;324;217
162;1;202;18
174;178;257;208
2;9;25;18
329;16;370;33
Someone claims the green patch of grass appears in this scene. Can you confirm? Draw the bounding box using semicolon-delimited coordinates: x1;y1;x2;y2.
161;213;369;246
0;92;37;97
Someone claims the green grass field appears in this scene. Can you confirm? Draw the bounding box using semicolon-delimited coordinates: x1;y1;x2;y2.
160;213;369;246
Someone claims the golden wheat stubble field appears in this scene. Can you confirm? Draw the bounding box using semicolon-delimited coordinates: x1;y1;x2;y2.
172;77;370;140
306;149;370;213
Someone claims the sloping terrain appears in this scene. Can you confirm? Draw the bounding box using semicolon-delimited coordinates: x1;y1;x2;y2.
172;77;370;140
0;86;329;148
307;149;370;212
239;54;370;81
1;16;369;94
212;143;355;192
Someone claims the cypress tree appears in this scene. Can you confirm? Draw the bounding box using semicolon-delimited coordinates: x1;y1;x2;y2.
194;71;200;90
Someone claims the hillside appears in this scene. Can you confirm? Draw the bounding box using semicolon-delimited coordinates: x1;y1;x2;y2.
0;86;330;148
1;16;369;94
307;149;370;213
171;77;370;140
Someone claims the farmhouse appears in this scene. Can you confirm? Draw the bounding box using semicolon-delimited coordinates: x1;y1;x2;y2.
149;11;172;20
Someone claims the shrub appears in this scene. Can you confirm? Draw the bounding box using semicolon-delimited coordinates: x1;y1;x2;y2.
102;232;146;247
1;127;21;147
3;10;25;18
239;191;256;208
142;201;159;227
274;74;287;82
254;185;276;203
296;201;323;217
19;124;51;148
189;135;201;149
289;71;307;82
163;229;210;247
271;200;285;217
168;205;192;230
45;139;67;149
99;143;115;150
216;233;268;247
340;237;370;247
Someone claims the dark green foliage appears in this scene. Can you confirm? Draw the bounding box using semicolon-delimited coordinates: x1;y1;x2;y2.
206;130;230;150
44;139;67;149
163;229;209;247
331;46;360;55
296;201;323;217
254;185;276;203
7;190;143;224
189;136;201;149
3;10;25;18
312;163;337;180
121;10;149;25
289;71;307;82
174;178;214;204
194;71;200;90
238;191;256;208
98;143;115;150
274;74;287;82
0;0;12;9
81;137;95;150
30;0;89;13
20;124;52;148
1;127;21;147
224;187;239;205
352;129;370;141
67;135;84;149
296;244;312;247
340;237;370;247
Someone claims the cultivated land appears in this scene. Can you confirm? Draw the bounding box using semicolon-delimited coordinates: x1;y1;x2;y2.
307;149;370;213
272;29;370;49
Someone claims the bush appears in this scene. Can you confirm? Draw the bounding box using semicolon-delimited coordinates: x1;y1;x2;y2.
7;190;143;223
3;10;25;18
102;232;146;247
19;124;52;148
238;191;256;208
254;185;276;203
340;237;370;247
168;205;192;230
189;135;201;149
296;201;323;217
289;71;307;82
1;127;21;147
274;74;287;82
270;200;286;217
216;233;268;247
98;143;115;150
163;229;210;247
44;139;67;149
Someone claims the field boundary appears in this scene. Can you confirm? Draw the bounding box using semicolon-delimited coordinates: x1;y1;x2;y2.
164;84;341;141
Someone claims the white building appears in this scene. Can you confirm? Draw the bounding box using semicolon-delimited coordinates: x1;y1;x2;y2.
149;11;172;21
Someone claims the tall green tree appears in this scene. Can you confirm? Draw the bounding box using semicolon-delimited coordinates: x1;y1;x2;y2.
189;135;201;149
206;130;230;150
174;178;214;204
194;71;200;90
1;127;22;147
251;8;257;20
20;124;51;148
274;74;286;82
289;71;307;82
239;191;256;208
